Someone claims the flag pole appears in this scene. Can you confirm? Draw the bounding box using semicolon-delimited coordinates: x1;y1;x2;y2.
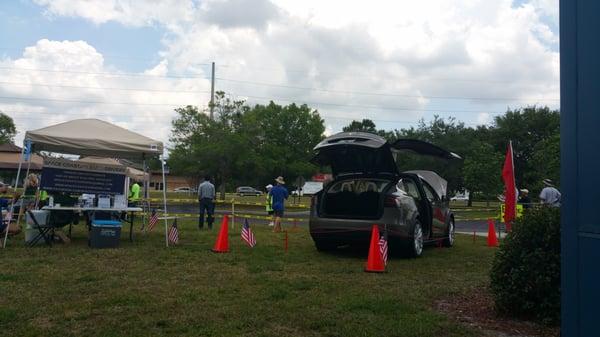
161;155;169;247
3;143;25;248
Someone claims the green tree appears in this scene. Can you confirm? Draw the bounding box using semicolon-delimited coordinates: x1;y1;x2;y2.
168;94;326;196
463;141;504;206
169;92;251;199
394;116;472;193
526;133;560;193
0;112;16;144
342;119;378;133
489;106;560;190
245;101;325;187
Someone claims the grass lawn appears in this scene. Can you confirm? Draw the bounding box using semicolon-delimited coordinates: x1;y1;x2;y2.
1;221;496;337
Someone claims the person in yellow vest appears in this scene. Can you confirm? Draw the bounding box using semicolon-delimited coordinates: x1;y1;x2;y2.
265;184;274;226
128;181;140;207
38;189;48;207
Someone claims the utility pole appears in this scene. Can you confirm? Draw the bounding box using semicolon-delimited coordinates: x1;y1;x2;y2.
210;62;215;120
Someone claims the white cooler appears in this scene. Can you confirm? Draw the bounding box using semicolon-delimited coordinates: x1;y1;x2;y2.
25;210;50;244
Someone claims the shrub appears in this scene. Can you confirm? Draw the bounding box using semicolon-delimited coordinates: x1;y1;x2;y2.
490;207;560;324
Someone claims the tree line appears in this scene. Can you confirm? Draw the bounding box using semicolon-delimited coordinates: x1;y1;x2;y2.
169;92;559;202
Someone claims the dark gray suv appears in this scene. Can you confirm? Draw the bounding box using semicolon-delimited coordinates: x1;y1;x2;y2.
308;132;461;257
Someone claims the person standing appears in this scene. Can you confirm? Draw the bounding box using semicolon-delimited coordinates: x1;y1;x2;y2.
518;189;532;209
269;176;288;233
539;179;561;207
128;180;140;207
198;175;216;230
265;184;274;227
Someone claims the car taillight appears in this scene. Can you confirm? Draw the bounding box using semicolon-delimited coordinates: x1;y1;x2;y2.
384;195;399;208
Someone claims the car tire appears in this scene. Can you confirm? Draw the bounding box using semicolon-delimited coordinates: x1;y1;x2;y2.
443;218;455;247
404;219;424;258
314;240;337;252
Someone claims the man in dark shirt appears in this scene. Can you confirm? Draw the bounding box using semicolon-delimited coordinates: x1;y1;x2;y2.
269;176;289;233
197;175;216;230
518;189;532;209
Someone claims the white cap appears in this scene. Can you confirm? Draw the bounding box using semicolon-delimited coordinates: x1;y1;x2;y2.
265;184;273;189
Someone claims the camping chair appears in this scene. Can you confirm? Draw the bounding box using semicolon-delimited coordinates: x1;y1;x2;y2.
48;210;78;239
26;210;53;247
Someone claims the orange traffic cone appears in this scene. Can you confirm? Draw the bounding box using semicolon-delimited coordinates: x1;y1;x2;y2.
487;218;499;247
212;215;229;253
365;225;385;273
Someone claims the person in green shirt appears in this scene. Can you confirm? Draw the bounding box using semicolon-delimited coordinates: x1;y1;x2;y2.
128;181;140;207
265;184;274;227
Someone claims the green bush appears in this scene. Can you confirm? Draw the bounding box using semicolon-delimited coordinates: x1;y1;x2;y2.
490;207;560;324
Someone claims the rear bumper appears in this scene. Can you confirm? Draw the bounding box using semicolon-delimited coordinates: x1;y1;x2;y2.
309;217;411;244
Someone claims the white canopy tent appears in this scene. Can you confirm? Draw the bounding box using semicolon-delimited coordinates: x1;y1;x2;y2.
3;119;169;247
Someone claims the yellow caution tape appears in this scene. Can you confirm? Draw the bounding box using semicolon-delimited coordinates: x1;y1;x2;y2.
147;211;306;223
141;198;308;208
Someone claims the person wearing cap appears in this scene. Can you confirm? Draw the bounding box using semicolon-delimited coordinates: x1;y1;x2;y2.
518;189;532;209
539;179;561;207
265;184;274;227
269;176;289;233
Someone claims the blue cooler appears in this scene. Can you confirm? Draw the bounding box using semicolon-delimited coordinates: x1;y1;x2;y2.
89;220;122;248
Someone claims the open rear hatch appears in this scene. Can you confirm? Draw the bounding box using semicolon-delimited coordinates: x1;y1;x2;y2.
311;132;398;178
311;133;461;219
311;133;462;178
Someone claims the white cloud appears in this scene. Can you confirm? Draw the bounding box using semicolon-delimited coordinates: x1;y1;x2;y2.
10;0;560;146
476;112;492;125
33;0;196;27
0;40;210;148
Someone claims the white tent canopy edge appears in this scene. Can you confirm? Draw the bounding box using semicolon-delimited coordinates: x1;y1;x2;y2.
3;118;168;248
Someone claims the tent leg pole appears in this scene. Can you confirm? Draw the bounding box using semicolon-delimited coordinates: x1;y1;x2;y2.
161;156;168;247
141;158;147;231
3;145;25;248
15;153;32;229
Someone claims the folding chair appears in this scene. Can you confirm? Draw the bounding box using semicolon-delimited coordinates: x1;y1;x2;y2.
26;210;53;247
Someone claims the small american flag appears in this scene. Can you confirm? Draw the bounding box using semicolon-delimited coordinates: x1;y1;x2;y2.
168;219;179;244
147;209;158;231
379;229;388;266
241;219;256;247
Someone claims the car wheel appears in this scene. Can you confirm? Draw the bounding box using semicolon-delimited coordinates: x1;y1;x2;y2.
314;240;337;252
443;218;455;247
405;220;424;257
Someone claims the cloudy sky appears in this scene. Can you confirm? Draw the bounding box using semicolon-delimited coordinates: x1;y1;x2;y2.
0;0;559;150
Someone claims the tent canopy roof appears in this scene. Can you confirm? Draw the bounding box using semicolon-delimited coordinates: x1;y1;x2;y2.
25;119;163;160
77;156;148;181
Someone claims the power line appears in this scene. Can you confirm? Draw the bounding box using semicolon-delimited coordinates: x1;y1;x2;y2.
216;77;560;102
0;81;210;94
6;110;487;128
0;66;209;80
230;93;508;114
217;63;545;84
0;95;194;106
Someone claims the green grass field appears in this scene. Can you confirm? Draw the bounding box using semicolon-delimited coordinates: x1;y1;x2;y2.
1;220;496;337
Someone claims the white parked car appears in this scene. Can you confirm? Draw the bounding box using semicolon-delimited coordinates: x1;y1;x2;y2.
292;181;324;196
450;191;470;201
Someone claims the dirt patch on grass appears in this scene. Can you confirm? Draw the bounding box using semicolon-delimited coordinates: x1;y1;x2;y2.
434;287;559;337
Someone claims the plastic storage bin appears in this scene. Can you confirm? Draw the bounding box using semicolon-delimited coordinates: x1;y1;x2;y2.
89;220;122;248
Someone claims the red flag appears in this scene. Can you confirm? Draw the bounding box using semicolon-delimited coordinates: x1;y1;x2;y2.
502;141;516;231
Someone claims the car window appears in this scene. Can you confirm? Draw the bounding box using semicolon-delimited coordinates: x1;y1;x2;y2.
422;181;439;202
397;179;420;200
328;179;387;194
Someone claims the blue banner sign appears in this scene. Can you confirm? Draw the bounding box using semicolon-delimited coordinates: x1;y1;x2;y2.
41;158;126;195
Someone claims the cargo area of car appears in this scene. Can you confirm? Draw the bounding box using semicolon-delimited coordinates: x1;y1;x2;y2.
319;178;393;219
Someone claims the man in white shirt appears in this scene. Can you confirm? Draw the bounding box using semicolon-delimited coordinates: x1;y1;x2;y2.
539;179;561;207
